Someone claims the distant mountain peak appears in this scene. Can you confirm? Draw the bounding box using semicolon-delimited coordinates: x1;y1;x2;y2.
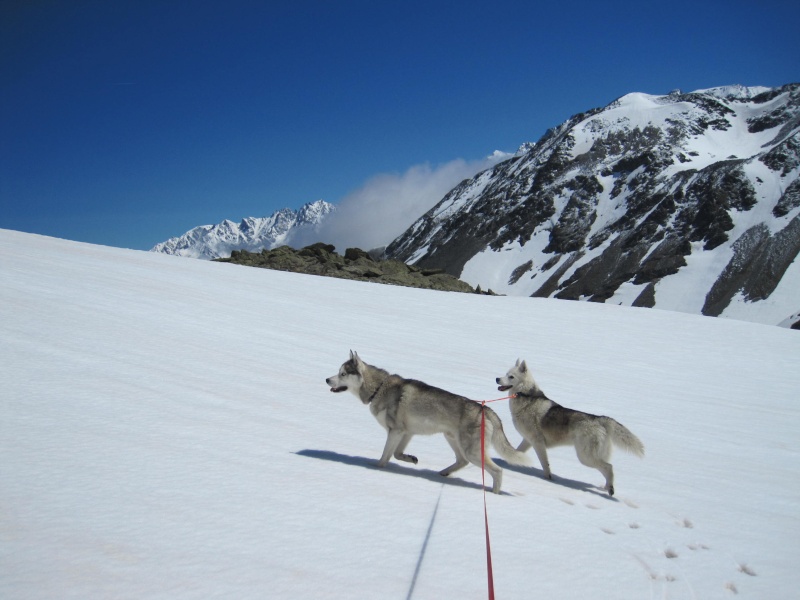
151;199;335;260
515;142;536;155
691;84;773;100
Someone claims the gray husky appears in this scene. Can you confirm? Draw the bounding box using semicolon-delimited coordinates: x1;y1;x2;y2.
326;351;529;494
496;359;644;496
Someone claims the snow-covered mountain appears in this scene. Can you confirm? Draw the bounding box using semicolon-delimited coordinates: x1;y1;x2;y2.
151;199;335;259
385;84;800;327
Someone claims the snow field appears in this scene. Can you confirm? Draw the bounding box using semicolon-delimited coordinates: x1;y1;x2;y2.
1;229;799;599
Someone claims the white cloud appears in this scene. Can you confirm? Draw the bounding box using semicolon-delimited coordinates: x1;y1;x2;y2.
288;152;512;252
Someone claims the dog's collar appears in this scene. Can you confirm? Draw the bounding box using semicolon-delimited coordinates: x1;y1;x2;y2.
365;377;387;404
517;390;548;400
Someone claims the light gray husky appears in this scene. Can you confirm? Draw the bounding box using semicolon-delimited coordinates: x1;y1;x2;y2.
496;359;644;496
326;351;529;494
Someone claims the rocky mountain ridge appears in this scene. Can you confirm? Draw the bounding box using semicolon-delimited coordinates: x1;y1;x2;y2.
385;83;800;327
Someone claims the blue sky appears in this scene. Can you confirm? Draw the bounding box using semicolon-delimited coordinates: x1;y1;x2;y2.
2;0;798;251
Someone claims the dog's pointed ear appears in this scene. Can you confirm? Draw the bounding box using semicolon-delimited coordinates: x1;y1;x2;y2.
519;360;528;373
351;351;364;369
515;358;521;367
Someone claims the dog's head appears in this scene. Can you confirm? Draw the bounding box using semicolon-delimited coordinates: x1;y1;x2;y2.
496;359;530;393
326;350;365;395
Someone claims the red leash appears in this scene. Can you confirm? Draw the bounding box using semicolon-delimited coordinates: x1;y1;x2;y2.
479;394;514;599
480;401;496;600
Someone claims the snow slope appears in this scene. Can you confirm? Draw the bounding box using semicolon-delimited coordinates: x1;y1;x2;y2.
2;228;799;599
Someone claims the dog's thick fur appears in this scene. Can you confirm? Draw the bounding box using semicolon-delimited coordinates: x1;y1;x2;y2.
326;351;529;494
496;359;644;496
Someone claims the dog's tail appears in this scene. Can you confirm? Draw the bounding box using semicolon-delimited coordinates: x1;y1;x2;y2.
485;408;531;466
608;419;645;458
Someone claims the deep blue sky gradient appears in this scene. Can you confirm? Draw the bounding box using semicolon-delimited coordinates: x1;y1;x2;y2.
2;0;798;250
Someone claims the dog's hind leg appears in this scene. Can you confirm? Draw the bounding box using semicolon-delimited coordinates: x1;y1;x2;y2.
516;439;532;453
439;433;469;477
576;447;615;495
466;446;503;494
460;434;504;494
393;433;418;464
378;429;407;467
482;456;504;494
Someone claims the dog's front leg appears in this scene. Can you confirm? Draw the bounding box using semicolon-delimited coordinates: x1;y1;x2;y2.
393;433;418;464
377;429;406;467
532;440;552;479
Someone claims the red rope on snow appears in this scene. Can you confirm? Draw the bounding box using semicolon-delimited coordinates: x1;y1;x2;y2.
480;401;496;600
479;394;514;599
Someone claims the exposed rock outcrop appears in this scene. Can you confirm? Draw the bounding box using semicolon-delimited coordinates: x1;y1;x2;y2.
215;243;493;294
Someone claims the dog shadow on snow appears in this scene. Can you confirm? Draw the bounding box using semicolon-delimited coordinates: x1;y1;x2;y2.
296;449;516;495
495;459;619;501
296;449;615;500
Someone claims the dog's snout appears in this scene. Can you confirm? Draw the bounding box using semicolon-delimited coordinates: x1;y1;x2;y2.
495;377;501;384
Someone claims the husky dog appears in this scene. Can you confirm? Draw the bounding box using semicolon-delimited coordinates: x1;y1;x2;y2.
326;351;529;494
496;359;644;496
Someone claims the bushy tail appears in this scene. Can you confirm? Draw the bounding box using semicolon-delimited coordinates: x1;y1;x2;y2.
609;419;645;458
486;409;531;466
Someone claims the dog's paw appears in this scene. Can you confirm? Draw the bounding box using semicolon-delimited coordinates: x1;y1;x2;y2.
394;453;418;464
